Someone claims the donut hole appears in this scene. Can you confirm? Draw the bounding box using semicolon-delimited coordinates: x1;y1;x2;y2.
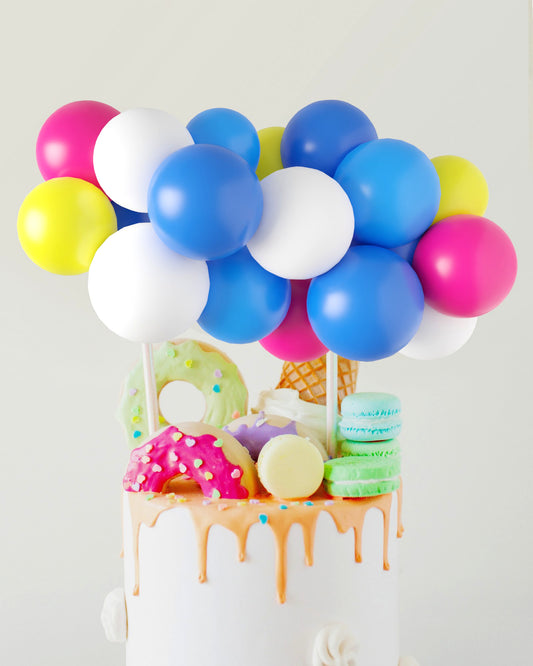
159;381;206;425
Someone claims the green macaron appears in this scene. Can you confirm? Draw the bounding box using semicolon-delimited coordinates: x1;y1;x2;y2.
323;455;401;498
339;438;401;458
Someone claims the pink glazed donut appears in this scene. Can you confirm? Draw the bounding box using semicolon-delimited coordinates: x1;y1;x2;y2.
123;422;259;500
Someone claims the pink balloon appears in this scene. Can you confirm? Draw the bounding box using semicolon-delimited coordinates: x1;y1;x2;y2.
36;100;119;187
260;279;328;361
413;214;517;317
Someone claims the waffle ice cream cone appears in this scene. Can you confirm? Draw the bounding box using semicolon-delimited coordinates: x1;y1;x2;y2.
276;355;359;409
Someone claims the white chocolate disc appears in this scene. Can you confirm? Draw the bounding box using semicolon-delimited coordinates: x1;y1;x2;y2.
257;434;324;500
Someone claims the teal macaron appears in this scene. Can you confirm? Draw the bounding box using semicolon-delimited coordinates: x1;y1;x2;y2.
338;392;401;442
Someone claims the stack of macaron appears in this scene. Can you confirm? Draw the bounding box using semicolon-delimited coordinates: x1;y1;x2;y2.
323;393;402;498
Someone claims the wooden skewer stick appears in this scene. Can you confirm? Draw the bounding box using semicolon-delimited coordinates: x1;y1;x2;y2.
142;342;158;436
326;351;338;458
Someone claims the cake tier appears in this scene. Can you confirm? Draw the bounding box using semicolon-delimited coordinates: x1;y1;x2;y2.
123;485;402;666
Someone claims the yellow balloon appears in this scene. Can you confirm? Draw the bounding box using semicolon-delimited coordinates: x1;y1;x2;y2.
256;127;285;180
17;177;117;275
431;155;489;224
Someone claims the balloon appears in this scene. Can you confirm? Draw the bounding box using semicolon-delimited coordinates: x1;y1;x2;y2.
412;215;517;317
307;245;424;361
400;303;477;360
36;100;119;187
260;280;328;362
93;108;193;212
335;139;440;248
247;167;354;280
431;155;488;223
17;177;117;275
390;238;419;263
88;223;209;343
198;247;290;344
256;127;284;180
112;201;149;230
148;144;263;260
281;100;377;176
187;108;260;170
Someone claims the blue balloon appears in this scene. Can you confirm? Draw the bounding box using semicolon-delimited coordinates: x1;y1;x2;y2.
307;245;424;361
148;145;263;261
280;100;377;177
198;248;291;344
390;237;420;264
111;201;149;230
187;108;260;170
335;139;440;248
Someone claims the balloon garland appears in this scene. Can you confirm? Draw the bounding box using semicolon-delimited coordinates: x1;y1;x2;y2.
18;99;517;367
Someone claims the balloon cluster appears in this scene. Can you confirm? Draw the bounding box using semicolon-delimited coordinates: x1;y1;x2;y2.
17;100;517;361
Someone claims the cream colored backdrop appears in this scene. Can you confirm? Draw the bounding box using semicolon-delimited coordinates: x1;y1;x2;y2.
1;0;531;664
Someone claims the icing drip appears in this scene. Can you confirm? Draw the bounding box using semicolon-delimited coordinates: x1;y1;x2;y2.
127;484;402;604
397;478;404;538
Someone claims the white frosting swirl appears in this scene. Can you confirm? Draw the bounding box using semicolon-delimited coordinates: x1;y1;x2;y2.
312;624;358;666
253;389;328;446
101;587;127;643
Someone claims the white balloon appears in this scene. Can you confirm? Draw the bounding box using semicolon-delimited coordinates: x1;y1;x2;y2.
247;167;354;279
400;303;477;360
93;108;193;212
88;224;209;343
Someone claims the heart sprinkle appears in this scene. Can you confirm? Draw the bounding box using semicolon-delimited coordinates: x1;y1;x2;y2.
231;469;241;479
259;514;268;525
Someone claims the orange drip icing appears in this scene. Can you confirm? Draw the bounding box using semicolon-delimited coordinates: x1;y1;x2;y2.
127;482;403;604
397;478;405;538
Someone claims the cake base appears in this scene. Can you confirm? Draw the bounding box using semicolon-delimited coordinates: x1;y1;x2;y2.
122;487;401;666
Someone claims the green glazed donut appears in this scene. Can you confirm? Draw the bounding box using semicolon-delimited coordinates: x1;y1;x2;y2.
118;339;248;449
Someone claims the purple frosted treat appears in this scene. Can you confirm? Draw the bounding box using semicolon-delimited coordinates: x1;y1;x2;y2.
224;412;327;461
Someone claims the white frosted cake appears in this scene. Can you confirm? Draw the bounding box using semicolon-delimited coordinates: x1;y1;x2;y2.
102;339;406;666
121;486;401;666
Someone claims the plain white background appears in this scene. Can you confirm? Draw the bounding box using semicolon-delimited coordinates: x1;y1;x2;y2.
1;0;532;664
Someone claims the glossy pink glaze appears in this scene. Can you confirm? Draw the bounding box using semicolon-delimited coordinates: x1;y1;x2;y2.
123;426;248;499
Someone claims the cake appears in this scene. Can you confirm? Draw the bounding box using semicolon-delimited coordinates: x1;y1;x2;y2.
103;344;404;666
18;98;517;666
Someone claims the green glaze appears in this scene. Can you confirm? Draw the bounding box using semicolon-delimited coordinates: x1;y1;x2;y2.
117;340;248;449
